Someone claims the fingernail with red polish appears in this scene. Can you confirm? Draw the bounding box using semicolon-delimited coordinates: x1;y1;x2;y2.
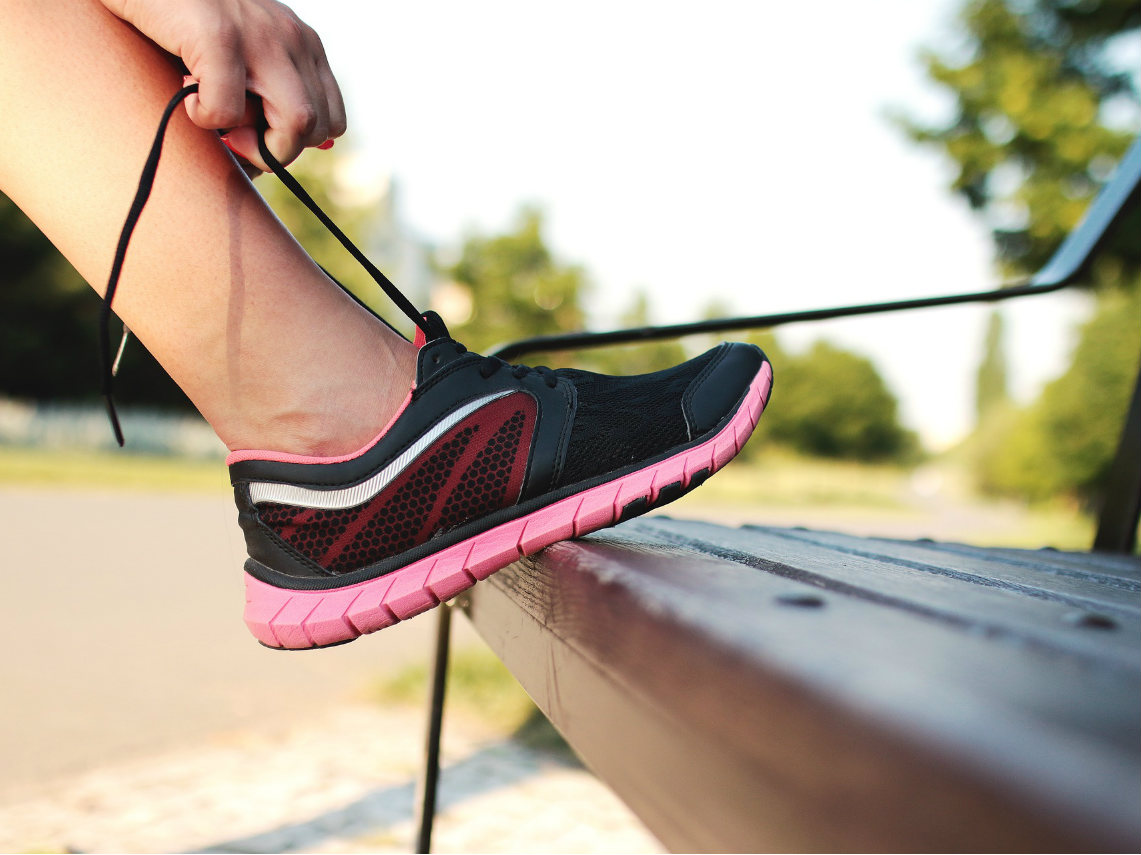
317;139;335;150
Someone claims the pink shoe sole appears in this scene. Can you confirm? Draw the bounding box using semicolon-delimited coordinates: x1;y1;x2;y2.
244;362;772;649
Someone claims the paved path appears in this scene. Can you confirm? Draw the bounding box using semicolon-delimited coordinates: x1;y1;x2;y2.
0;487;658;852
0;487;466;797
0;703;660;853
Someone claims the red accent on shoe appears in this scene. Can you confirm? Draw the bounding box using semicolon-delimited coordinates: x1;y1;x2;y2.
258;393;537;573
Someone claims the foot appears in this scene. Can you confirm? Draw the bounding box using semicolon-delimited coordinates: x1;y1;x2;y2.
229;314;773;649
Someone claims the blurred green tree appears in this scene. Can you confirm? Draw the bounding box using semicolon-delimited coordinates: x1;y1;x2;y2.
757;341;918;462
0;192;190;408
441;208;588;356
0;191;93;400
1;144;392;409
898;0;1139;278
976;285;1140;503
577;290;689;376
975;309;1010;425
902;0;1140;506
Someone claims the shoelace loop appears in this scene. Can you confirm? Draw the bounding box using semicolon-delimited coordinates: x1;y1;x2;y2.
448;342;557;388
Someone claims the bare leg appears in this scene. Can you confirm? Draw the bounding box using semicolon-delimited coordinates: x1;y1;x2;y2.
0;0;416;456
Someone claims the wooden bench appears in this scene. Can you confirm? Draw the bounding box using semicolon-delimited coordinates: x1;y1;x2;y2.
415;140;1141;852
461;521;1139;851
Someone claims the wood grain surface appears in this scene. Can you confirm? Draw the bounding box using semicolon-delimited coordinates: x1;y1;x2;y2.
461;519;1141;852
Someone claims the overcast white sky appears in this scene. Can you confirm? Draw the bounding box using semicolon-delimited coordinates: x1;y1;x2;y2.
285;0;1109;449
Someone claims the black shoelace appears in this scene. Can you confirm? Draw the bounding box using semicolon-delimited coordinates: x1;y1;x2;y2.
100;84;436;445
460;342;558;388
102;85;568;444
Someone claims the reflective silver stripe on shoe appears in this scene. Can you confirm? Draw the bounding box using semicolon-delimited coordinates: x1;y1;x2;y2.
247;390;513;510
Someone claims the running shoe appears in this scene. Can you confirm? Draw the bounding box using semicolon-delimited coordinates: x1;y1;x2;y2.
231;312;771;648
101;86;774;649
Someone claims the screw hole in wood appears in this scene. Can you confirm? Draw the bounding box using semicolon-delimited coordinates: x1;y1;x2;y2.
776;593;825;609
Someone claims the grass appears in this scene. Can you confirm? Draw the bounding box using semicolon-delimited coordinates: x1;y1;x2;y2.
0;445;228;493
677;446;913;509
372;643;575;757
373;645;536;730
666;446;1108;551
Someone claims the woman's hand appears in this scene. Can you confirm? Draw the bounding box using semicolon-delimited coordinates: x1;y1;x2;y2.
99;0;346;170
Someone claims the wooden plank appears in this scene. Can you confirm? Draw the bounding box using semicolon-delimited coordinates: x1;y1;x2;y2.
941;541;1141;582
461;522;1140;852
641;519;1140;671
759;525;1141;607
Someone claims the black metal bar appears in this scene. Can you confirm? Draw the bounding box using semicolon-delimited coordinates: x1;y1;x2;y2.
490;137;1140;363
414;604;453;854
1029;139;1141;288
1093;356;1141;554
492;277;1055;361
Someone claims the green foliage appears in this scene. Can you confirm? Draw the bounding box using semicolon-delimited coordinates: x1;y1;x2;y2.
976;309;1010;424
0;193;190;408
574;290;689;375
0;192;92;399
899;0;1139;277
374;645;537;730
697;300;788;369
975;282;1140;503
442;208;587;356
0;445;225;492
904;0;1140;505
373;642;574;757
757;340;919;462
742;329;787;369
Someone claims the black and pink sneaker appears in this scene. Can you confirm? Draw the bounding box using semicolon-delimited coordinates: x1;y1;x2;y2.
101;86;774;650
229;314;772;648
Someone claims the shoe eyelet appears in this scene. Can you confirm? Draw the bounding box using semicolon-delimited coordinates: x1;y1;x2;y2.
432;354;441;365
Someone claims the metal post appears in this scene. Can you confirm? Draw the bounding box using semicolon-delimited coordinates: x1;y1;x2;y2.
413;603;453;853
1093;357;1141;553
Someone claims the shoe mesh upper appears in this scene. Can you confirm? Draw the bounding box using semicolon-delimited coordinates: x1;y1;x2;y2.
556;349;717;487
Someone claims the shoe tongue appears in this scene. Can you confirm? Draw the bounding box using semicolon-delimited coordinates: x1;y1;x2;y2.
413;312;468;385
415;336;470;386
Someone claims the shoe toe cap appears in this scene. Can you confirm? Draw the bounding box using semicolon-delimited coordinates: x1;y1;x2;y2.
682;342;767;437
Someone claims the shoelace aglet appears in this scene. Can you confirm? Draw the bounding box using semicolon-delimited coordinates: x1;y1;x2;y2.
104;394;125;448
112;326;130;378
103;325;128;447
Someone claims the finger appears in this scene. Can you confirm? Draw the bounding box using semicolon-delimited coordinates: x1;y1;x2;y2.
256;60;327;165
222;99;313;172
219;125;272;172
317;58;347;140
220;131;265;179
308;30;347;140
219;75;319;172
183;43;249;131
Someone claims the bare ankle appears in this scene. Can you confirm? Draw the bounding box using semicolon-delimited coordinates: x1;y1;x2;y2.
219;334;417;457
